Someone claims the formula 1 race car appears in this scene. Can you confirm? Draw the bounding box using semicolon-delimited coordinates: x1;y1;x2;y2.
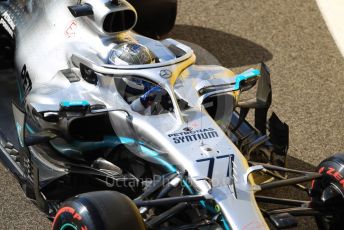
0;1;343;230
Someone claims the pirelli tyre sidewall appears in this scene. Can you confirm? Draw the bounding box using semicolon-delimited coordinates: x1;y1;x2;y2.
52;191;145;230
313;154;344;197
312;153;344;228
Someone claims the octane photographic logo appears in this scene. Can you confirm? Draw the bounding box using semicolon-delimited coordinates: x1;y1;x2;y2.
105;174;165;189
104;172;233;190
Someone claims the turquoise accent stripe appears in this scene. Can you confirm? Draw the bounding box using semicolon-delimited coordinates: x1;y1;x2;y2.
16;79;24;102
118;136;136;145
181;172;231;229
182;180;195;194
72;136;176;173
187;180;230;229
15;122;24;147
139;145;177;172
60;100;90;107
139;145;159;157
221;217;231;230
200;200;217;214
25;124;35;134
72;136;123;151
233;69;260;90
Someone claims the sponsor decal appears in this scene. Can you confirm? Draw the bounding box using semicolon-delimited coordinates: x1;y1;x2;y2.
196;154;233;179
52;206;88;230
65;20;78;38
319;166;344;188
168;128;219;144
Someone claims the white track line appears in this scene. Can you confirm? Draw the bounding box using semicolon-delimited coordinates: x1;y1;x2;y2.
317;0;344;57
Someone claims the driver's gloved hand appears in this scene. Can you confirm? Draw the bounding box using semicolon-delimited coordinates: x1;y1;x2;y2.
131;86;164;113
139;86;164;108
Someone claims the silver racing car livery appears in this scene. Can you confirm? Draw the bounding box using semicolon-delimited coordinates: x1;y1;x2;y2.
0;1;344;230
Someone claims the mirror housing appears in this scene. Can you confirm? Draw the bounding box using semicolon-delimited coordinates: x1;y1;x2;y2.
239;77;258;92
234;68;260;92
237;63;271;109
234;63;272;134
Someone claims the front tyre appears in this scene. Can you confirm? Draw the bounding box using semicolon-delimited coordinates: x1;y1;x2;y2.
311;153;344;230
52;191;145;230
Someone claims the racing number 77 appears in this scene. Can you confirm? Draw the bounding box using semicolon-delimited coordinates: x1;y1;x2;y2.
196;154;234;179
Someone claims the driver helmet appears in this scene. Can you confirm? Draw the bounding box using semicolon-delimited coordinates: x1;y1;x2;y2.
109;42;155;66
109;42;155;94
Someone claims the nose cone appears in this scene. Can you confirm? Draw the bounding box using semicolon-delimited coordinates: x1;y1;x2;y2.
211;186;268;230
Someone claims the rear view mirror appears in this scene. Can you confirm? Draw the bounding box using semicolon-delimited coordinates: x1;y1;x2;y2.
234;68;260;92
239;77;258;92
233;63;272;134
237;63;271;109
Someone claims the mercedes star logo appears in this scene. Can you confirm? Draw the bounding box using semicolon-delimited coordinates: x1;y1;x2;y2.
160;69;172;79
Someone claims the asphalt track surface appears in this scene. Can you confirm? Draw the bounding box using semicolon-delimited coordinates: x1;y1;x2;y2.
0;0;343;229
